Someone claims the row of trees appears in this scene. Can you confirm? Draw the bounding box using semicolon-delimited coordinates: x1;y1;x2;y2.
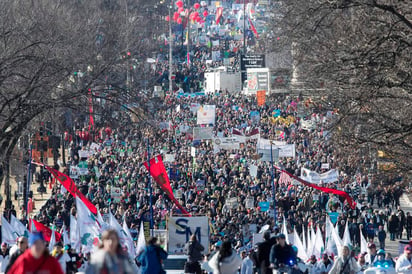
271;0;411;178
0;0;167;207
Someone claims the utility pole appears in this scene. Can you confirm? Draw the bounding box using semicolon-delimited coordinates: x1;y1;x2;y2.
169;0;173;94
243;0;246;53
187;15;190;69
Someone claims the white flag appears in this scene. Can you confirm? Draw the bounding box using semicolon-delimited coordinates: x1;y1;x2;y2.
312;225;324;259
136;222;146;255
302;226;307;254
61;225;70;247
109;213;134;257
123;220;137;258
97;209;110;233
49;228;56;252
360;230;368;254
10;215;29;238
330;219;343;256
325;217;338;255
342;221;352;248
76;197;100;252
306;225;312;256
282;217;289;244
1;216;17;245
293;229;308;261
70;215;80;252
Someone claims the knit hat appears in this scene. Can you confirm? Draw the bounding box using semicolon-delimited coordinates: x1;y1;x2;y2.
29;232;45;246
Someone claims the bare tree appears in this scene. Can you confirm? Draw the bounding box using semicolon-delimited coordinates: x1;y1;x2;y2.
271;0;412;177
0;0;165;206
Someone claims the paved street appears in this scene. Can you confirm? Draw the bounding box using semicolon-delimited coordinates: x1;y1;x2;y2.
382;194;412;257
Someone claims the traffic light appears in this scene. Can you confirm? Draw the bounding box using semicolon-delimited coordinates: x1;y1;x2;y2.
121;51;132;60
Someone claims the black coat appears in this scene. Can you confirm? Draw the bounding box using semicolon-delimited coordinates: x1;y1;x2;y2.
255;238;276;274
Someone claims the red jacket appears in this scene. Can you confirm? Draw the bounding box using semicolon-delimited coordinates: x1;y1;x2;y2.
8;249;63;274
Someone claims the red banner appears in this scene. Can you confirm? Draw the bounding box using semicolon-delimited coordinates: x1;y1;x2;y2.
30;219;61;242
88;91;94;131
276;167;356;209
44;166;97;215
248;18;259;38
215;7;223;24
144;155;190;216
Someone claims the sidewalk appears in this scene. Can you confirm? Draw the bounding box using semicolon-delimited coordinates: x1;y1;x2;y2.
2;149;54;219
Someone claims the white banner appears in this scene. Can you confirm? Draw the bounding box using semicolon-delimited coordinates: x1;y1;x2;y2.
278;144;296;158
153;229;168;250
79;150;91;159
225;197;239;209
257;138;286;150
193;127;214;140
164;154;176;163
77;161;88;175
300;168;339;184
190;103;201;113
111;187;122;202
213;137;240;150
168;216;209;254
257;144;295;159
301;120;316;131
70;166;80;179
197;105;216;125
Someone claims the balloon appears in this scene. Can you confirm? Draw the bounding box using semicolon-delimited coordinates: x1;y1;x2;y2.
191;11;199;19
203;10;208;17
175;0;183;8
195;16;201;22
177;17;182;24
165;15;170;21
178;7;184;14
173;12;179;21
193;3;200;9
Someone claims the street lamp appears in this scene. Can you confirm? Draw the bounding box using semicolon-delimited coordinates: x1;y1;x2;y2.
270;142;279;224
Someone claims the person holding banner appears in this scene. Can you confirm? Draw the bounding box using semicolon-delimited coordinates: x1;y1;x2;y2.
184;234;205;274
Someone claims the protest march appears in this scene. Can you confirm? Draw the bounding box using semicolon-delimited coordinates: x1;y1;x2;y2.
0;0;410;274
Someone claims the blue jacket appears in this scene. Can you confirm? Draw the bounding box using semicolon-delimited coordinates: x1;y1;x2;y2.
138;245;168;274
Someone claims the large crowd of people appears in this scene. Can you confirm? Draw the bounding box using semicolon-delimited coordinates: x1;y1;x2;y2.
0;1;410;274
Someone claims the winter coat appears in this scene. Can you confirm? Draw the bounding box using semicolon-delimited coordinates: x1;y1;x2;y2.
185;240;205;262
388;216;399;233
86;249;134;274
209;251;242;274
138;244;168;274
395;253;412;274
329;256;360;274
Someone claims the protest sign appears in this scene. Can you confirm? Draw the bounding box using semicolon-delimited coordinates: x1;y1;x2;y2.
197;105;216;125
111;187;122;202
300;168;339;184
213;137;240;150
168;217;209;254
193;127;214;140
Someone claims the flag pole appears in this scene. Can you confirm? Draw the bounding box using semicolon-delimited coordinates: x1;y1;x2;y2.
147;138;154;237
25;143;33;221
270;141;277;224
